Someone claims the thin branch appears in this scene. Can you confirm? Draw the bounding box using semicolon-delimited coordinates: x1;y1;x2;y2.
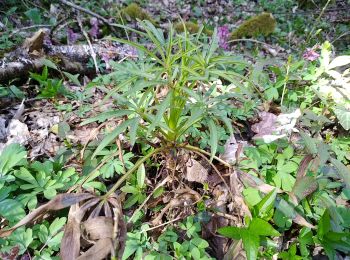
305;0;332;47
141;217;183;232
77;13;99;74
58;0;117;34
58;0;111;25
7;25;52;37
128;175;171;224
188;149;235;203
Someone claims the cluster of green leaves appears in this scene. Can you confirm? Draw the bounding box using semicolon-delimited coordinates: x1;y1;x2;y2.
123;216;213;260
255;41;349;132
221;135;350;259
303;42;350;130
29;66;66;98
0;84;25;99
0;144;77;258
85;20;257;160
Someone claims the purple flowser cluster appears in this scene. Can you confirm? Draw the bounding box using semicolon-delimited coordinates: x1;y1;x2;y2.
89;17;99;38
217;25;230;50
67;28;80;44
303;48;320;61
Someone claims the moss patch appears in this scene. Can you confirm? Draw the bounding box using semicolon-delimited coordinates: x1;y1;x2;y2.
230;12;276;40
120;3;156;24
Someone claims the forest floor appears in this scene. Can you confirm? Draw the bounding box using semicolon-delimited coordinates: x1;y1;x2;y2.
0;0;350;259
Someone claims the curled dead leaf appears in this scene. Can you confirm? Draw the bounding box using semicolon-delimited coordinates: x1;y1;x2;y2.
60;195;126;260
82;217;114;240
185;158;208;183
236;170;282;194
61;204;87;260
76;238;114;260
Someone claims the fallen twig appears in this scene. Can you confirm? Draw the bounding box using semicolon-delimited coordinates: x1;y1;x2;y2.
77;13;100;74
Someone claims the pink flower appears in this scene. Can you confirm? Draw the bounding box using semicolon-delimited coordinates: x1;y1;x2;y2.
218;25;230;50
89;17;99;38
303;48;320;61
67;28;80;43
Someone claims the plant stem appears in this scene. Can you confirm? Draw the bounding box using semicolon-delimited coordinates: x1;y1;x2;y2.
183;144;231;168
280;56;291;107
304;0;332;48
103;147;165;198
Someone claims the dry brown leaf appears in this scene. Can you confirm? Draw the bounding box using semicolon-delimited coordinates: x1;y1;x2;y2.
230;170;252;218
293;214;315;229
251;111;277;136
82;217;114;240
185;158;208;183
224;239;246;260
0;193;94;237
251;109;301;143
76;238;114;260
296;154;314;180
61;204;87;260
236;170;282;194
22;29;45;53
220;135;248;164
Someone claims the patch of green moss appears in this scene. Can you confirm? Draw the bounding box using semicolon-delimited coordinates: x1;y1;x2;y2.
120;3;156;24
230;12;276;40
174;22;213;35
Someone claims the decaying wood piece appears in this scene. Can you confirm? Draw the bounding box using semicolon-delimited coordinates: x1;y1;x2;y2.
0;30;136;83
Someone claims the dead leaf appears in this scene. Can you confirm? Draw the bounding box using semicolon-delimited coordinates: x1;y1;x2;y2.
185;158;208;183
6;119;30;146
236;170;282;194
82;217;114;240
61;204;87;260
224;239;246;260
0;193;94;237
220;135;248;164
230;170;252;218
251;109;301;143
296;155;314;180
293;214;315;229
22;29;45;53
76;238;114;260
251;111;277;136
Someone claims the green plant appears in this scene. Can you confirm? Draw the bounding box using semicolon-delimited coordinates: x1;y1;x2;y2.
29;66;67;98
120;163;146;209
82;20;258;202
303;41;350;130
0;144;77;258
231;133;350;259
122;216;213;260
219;218;280;259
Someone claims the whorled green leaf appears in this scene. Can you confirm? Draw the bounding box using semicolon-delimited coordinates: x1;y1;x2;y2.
81;110;134;126
250;218;280;235
300;131;318;155
330;158;350;188
146;91;172;136
0;143;27;175
207;119;218;161
137;163;145;188
92;120;134;158
334;106;350;131
255;189;277;218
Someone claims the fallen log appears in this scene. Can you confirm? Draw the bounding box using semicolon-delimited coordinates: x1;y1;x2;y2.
0;30;136;83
